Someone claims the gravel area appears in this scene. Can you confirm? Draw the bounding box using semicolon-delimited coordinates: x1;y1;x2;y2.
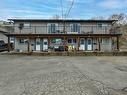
0;55;127;95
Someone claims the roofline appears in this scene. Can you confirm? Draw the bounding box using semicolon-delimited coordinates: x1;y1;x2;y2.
5;33;122;37
0;30;8;33
8;19;117;23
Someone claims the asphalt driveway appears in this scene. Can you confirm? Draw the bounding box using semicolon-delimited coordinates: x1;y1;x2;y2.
0;55;127;95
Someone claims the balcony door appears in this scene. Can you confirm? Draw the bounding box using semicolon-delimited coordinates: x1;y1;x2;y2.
43;39;48;51
80;38;92;51
48;23;58;34
86;38;92;51
69;23;80;34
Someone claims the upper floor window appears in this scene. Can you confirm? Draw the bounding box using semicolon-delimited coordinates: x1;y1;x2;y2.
18;23;31;29
97;23;102;28
24;23;31;28
48;23;58;33
70;23;80;33
19;38;27;44
97;23;109;29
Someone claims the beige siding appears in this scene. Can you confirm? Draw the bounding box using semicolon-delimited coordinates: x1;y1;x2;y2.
92;38;112;51
80;22;111;34
14;22;112;34
101;38;112;51
14;38;36;52
14;38;28;52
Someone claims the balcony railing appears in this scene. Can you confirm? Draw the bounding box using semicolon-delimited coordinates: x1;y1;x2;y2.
10;25;120;34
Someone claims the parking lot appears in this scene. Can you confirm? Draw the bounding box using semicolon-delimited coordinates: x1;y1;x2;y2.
0;55;127;95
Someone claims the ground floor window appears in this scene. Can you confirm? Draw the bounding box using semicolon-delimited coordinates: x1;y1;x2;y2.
68;38;77;44
19;38;27;44
68;39;72;43
51;38;62;44
80;39;84;44
102;38;109;44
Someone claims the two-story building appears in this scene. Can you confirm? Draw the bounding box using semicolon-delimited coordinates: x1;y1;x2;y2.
6;19;121;52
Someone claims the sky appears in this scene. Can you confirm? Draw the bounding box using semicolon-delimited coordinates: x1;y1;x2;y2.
0;0;127;20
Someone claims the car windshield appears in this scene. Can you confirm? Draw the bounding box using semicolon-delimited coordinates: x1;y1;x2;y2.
0;41;4;44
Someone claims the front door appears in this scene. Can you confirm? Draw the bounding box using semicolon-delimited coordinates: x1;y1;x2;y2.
86;38;92;51
80;38;85;50
36;38;41;51
43;39;48;51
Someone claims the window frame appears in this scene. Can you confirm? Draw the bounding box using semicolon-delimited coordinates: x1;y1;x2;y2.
47;23;58;33
19;38;27;44
70;23;80;33
68;38;77;44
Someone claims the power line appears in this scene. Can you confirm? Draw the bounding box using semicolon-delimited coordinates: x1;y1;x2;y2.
60;0;64;19
65;0;75;19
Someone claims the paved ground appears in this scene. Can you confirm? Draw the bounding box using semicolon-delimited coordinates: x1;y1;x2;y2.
0;55;127;95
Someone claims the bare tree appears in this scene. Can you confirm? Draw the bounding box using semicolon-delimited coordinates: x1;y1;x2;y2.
108;13;127;26
52;15;60;19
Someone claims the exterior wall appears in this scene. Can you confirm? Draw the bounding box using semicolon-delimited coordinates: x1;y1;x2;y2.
0;32;8;43
80;22;111;34
14;38;47;52
14;38;28;52
13;37;113;52
12;20;114;52
14;21;112;34
101;38;112;52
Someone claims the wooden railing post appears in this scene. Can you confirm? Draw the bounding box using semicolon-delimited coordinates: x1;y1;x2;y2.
48;36;50;47
98;38;101;51
77;37;80;51
117;36;119;51
27;37;31;53
63;36;66;51
8;36;10;52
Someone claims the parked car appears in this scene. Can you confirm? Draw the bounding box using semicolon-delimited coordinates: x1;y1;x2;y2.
0;40;5;49
0;40;14;52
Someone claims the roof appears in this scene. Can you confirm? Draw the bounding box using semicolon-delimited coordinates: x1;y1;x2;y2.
0;30;8;33
8;19;117;23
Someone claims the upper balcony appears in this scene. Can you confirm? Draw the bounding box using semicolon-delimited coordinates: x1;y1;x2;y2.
10;25;120;35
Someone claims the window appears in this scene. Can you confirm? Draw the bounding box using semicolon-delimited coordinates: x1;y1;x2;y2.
80;39;84;44
73;39;77;43
19;39;27;44
51;38;62;44
68;39;72;43
18;23;31;29
24;23;31;28
102;38;109;44
10;37;14;43
19;39;25;44
88;39;92;45
68;38;77;43
71;23;80;33
44;42;48;45
97;23;102;28
48;23;58;33
36;41;40;45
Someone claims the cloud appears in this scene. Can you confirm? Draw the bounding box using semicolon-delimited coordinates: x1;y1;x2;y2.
98;0;127;9
0;0;127;20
